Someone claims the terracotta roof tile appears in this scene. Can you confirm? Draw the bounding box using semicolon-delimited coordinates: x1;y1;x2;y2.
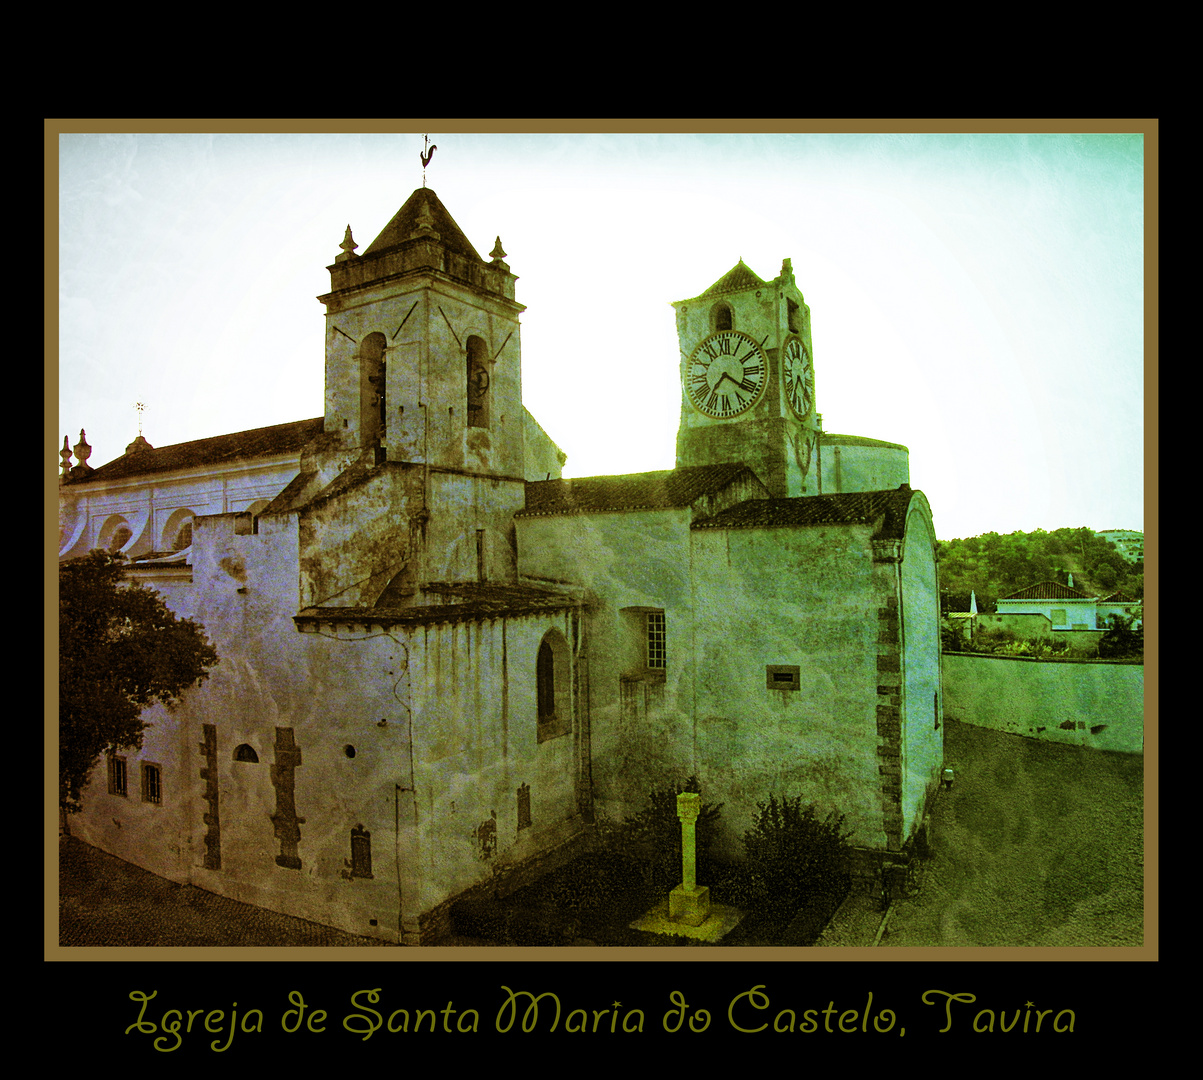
64;418;323;485
294;580;587;628
999;581;1094;601
518;464;757;517
362;188;483;262
692;486;917;539
696;260;767;299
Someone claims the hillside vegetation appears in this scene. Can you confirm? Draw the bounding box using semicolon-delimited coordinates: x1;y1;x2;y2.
937;527;1143;616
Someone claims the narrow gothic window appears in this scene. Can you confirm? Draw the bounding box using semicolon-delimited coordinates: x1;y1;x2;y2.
646;610;667;670
788;299;801;333
536;629;570;743
537;641;555;721
350;825;373;878
714;304;732;331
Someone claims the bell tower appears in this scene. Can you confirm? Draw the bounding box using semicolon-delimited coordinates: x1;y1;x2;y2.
673;258;819;497
317;187;526;479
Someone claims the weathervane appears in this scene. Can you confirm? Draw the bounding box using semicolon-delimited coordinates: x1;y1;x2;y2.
421;134;437;186
134;400;145;436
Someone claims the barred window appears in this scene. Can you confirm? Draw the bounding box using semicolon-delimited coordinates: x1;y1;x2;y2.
646;610;667;670
142;762;162;804
107;755;127;797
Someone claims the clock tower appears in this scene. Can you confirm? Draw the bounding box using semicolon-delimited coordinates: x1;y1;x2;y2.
673;258;820;497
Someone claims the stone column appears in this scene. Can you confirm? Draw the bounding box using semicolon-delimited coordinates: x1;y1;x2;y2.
668;792;711;926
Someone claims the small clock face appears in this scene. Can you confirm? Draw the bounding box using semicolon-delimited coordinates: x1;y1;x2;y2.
686;330;767;418
782;335;814;418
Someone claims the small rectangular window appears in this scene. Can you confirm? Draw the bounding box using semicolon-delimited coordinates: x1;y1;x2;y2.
107;755;127;797
141;762;162;804
646;611;666;670
765;665;800;691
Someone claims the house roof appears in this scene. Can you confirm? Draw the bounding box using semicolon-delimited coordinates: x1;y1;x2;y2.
999;581;1095;601
692;486;917;539
294;580;586;628
362;187;484;263
1100;590;1139;603
518;464;758;517
63;417;324;485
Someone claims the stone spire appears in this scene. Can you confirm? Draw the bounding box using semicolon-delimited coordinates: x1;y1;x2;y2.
59;436;73;480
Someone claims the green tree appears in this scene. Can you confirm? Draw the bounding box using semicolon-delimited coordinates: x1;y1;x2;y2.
1098;614;1143;660
59;550;218;816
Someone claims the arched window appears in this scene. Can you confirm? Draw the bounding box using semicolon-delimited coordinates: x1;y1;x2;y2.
361;331;388;444
161;508;196;553
233;743;259;763
99;515;132;553
713;303;733;332
536;628;570;743
466;335;490;429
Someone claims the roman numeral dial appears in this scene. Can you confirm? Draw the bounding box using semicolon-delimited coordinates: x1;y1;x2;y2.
685;330;767;419
782;335;814;418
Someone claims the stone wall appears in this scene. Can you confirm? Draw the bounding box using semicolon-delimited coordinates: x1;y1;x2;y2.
942;652;1144;753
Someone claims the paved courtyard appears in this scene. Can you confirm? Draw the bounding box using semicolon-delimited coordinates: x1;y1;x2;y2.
819;719;1145;948
57;720;1145;949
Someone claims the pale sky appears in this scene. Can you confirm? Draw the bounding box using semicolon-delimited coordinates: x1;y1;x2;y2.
54;127;1148;541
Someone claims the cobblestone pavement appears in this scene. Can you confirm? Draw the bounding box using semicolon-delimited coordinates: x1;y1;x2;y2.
58;719;1144;949
818;719;1145;948
57;835;397;947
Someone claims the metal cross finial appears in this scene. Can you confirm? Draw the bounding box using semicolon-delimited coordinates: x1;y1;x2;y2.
134;400;145;436
421;134;437;186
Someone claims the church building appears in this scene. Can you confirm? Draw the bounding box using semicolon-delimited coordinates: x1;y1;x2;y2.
59;184;943;944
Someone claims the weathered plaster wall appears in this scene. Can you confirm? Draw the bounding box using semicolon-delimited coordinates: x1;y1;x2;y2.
818;438;909;495
688;523;887;856
942;653;1144;753
405;611;584;931
517;509;697;816
58;454;302;559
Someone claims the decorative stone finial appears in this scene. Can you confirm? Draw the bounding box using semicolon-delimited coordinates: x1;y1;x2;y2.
489;236;509;272
336;225;359;263
73;429;92;468
60;436;73;478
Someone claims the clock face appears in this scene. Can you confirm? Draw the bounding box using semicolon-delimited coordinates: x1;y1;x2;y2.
685;330;767;418
782;335;814;418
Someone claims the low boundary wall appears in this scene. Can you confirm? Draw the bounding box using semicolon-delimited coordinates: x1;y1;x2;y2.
941;652;1144;753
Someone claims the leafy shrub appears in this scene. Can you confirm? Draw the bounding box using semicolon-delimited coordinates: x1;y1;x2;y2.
734;795;852;920
603;776;723;889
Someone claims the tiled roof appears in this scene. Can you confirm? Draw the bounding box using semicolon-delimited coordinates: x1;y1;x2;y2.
362;187;484;262
64;418;323;485
999;581;1094;601
692;486;917;539
1100;590;1138;603
684;259;767;301
517;464;757;517
294;580;586;628
820;432;909;451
